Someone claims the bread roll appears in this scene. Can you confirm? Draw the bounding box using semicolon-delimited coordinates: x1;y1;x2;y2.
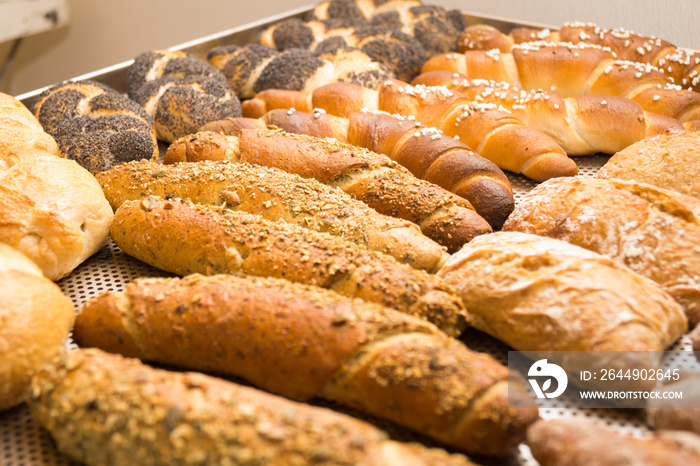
96;159;448;273
647;374;700;435
437;231;686;355
0;244;74;411
0;92;58;155
74;273;539;456
110;196;466;336
527;418;700;466
0;148;114;280
504;176;700;325
29;348;478;466
598;130;700;199
30;79;159;174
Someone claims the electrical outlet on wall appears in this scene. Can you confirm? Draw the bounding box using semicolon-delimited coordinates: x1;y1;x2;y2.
0;0;70;43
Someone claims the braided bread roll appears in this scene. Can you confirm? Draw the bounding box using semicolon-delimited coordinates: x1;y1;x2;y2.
97;159;448;273
165;128;492;252
75;273;539;456
308;0;467;57
422;43;700;128
126;49;241;142
258;19;426;81
207;44;394;100
111;197;467;336
205;108;514;229
31;348;483;466
460;22;700;92
29;80;158;174
412;70;685;155
0;92;58;155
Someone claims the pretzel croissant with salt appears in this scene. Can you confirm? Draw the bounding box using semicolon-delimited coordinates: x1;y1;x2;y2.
460;22;700;92
421;42;700;128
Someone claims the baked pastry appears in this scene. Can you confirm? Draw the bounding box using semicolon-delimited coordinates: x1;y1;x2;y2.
96;159;449;273
0;243;74;411
29;348;480;466
421;43;700;128
459;22;700;92
598;129;700;199
126;49;242;142
242;80;579;182
74;273;539;456
29;80;158;174
307;0;467;57
258;19;426;81
110;196;467;336
207;108;515;229
527;418;700;466
437;231;686;362
647;374;700;435
0;148;113;280
206;44;394;99
164;128;493;252
0;92;58;155
503;176;700;325
412;70;685;155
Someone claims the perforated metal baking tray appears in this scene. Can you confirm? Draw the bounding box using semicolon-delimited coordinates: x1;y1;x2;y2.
6;7;696;466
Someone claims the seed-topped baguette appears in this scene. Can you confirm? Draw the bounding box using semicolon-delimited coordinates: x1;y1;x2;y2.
164;128;492;253
110;196;467;336
97;159;448;273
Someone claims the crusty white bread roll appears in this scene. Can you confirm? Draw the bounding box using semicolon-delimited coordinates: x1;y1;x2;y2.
0;92;58;156
598;130;700;199
503;176;700;325
0;243;75;411
437;231;687;379
647;374;700;435
0;148;114;280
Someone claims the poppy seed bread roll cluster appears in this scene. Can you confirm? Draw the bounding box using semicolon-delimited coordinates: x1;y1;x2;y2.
30;80;158;174
126;49;242;142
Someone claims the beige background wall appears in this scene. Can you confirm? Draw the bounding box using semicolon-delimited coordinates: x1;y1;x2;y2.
2;0;699;97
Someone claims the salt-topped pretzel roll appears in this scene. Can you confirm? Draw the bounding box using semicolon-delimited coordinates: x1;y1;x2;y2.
437;231;686;359
258;19;426;81
504;177;700;325
308;0;467;57
75;274;539;456
30;348;481;466
207;44;394;100
97;159;448;273
165;129;492;252
111;197;467;336
0;92;58;155
242;81;578;182
421;43;700;127
29;80;157;174
0;148;113;280
126;49;241;143
250;108;514;228
527;418;700;466
412;70;684;155
459;23;700;92
598;130;700;199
